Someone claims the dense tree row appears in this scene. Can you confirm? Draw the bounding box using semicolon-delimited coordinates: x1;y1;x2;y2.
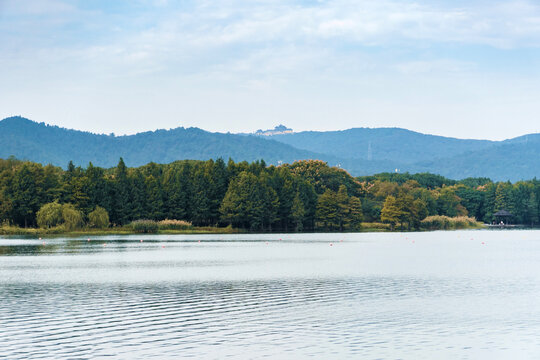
0;158;360;231
1;157;539;231
359;173;540;228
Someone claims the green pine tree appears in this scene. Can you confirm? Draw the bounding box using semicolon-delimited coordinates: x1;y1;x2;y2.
291;192;305;232
381;195;402;231
316;189;339;231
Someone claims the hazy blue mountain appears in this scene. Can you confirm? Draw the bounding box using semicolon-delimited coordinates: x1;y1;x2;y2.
1;117;539;181
503;133;540;145
0;116;332;168
411;137;540;181
270;128;495;164
264;127;540;181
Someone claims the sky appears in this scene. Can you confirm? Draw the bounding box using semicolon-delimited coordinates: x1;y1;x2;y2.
1;0;540;140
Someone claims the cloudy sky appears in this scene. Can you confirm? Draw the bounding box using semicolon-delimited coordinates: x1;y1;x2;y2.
1;0;540;139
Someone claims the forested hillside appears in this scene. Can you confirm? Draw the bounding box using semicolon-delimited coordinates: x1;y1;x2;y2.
270;128;494;163
1;157;539;232
268;128;540;181
1;116;540;181
0;116;329;168
412;140;540;180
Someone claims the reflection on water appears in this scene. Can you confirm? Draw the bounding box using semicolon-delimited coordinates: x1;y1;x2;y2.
1;231;540;359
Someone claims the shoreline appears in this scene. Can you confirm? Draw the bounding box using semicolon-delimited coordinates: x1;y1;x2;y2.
0;223;488;238
0;227;241;237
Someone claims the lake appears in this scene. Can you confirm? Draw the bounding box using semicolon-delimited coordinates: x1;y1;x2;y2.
1;230;540;359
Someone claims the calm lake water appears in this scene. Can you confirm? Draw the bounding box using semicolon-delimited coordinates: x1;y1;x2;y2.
1;230;540;359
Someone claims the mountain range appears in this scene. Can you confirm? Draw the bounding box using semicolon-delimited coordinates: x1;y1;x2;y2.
1;116;539;181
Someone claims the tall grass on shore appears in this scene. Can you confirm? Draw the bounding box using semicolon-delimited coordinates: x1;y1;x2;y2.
0;219;237;236
360;222;391;231
158;219;192;230
128;219;193;233
128;220;159;233
420;216;483;230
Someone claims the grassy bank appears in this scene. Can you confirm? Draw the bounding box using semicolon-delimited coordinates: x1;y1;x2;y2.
359;222;392;232
0;225;241;237
359;218;484;232
420;216;485;231
0;216;485;237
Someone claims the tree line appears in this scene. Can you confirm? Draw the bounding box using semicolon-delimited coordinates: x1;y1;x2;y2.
359;172;540;229
0;157;539;231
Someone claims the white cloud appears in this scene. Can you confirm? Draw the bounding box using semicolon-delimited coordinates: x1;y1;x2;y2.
63;0;540;80
394;60;476;75
4;0;540;72
160;0;540;48
0;0;76;15
3;0;540;139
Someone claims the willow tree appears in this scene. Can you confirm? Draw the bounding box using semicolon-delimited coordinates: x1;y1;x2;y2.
36;201;63;228
88;206;110;228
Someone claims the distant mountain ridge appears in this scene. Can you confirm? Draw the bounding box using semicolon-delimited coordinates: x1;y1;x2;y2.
1;116;539;181
0;116;327;167
269;128;495;163
411;140;540;180
266;128;540;180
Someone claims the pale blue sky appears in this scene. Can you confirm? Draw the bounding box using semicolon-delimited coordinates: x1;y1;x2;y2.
1;0;540;139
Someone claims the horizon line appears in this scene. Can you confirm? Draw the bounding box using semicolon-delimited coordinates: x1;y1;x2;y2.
2;115;539;143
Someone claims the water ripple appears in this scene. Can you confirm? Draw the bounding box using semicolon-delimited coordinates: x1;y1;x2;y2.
2;231;540;358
